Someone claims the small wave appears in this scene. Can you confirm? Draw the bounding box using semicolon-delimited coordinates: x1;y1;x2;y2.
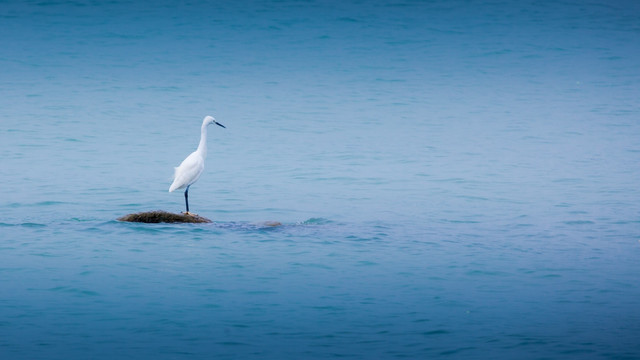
564;220;595;225
36;201;68;206
21;222;47;228
299;218;333;225
8;201;68;208
442;219;480;224
48;286;99;297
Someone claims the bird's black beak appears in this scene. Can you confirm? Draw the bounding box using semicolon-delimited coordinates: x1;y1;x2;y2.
216;121;226;128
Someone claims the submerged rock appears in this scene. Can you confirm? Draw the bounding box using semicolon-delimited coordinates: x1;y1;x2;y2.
118;211;212;223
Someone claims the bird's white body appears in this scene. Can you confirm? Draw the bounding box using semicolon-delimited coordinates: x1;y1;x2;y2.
169;148;205;192
169;115;225;213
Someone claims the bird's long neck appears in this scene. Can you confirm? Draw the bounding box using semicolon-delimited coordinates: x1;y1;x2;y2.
196;121;208;158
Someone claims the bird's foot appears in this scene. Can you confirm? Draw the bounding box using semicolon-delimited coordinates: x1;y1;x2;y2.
183;211;199;217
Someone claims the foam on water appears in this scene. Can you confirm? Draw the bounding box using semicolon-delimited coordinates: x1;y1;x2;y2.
1;0;640;359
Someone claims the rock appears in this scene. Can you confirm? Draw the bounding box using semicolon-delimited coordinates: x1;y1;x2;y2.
117;211;212;223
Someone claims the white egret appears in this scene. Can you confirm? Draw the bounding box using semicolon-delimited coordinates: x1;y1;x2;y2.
169;115;225;215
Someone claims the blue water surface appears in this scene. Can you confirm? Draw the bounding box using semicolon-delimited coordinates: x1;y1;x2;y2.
1;0;639;359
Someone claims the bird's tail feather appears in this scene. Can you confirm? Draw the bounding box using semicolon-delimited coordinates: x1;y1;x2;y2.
168;167;179;192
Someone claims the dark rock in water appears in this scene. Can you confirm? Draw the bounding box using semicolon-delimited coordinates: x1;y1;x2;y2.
118;211;212;223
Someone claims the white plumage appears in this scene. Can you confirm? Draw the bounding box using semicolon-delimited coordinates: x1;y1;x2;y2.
169;150;205;193
169;115;225;214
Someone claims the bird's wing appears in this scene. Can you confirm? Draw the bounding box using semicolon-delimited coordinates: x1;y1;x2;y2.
169;152;204;192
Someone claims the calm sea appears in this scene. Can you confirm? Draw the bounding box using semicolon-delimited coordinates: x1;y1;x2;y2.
1;0;639;359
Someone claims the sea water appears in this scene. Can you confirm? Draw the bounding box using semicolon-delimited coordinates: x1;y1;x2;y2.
1;0;639;359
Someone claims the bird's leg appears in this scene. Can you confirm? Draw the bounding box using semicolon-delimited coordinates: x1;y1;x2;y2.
184;185;190;214
183;186;198;216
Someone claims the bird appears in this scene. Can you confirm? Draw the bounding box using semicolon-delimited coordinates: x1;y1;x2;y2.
169;115;226;215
